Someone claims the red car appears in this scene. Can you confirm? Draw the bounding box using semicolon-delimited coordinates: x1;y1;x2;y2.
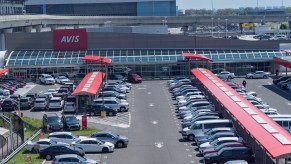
128;73;142;83
202;142;245;156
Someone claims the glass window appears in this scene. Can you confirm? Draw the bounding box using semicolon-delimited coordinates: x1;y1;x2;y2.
155;56;163;62
192;123;202;130
120;57;127;63
169;56;177;61
154;50;162;55
148;50;155;56
50;58;57;64
127;57;135;63
225;54;233;59
56;58;65;64
253;54;262;59
211;55;219;60
148;56;155;62
240;54;248;59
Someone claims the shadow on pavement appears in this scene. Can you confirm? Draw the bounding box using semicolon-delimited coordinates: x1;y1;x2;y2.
262;85;291;101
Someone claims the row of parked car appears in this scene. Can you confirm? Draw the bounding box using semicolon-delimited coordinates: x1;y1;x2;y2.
167;77;255;164
0;77;26;96
273;76;291;92
26;130;129;163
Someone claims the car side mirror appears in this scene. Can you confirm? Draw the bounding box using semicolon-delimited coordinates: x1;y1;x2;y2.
112;136;115;139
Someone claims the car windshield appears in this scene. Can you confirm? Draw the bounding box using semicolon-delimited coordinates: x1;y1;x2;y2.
47;117;61;123
48;89;56;92
58;76;66;79
36;100;44;103
65;103;74;107
26;95;34;98
20;99;28;102
65;116;78;122
77;156;86;161
50;100;60;103
108;132;118;138
4;101;12;104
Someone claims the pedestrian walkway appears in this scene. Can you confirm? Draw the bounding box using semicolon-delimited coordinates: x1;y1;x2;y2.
14;83;36;96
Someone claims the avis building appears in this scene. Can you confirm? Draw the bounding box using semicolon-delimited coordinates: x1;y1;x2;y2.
25;0;177;16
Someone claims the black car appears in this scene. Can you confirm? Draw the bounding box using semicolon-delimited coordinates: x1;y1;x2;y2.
26;93;38;100
1;99;17;111
87;104;117;116
19;97;34;110
204;146;255;164
9;94;21;102
66;96;76;103
61;115;80;131
273;76;291;85
110;74;126;81
103;87;124;94
42;113;63;132
39;145;85;161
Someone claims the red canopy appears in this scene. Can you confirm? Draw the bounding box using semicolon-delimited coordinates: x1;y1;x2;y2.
82;55;112;64
273;57;291;69
182;52;213;62
282;50;291;53
72;72;105;95
0;68;8;75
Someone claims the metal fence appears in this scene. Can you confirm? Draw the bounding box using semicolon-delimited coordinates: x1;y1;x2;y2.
0;113;24;161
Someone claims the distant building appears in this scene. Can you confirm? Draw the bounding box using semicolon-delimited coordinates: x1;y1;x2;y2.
25;0;176;16
240;6;285;15
0;0;26;15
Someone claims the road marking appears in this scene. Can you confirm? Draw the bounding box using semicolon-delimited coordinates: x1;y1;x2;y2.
188;154;192;157
288;102;291;106
39;91;43;93
41;160;46;164
184;143;188;146
176;123;179;126
148;92;151;94
154;142;164;148
102;162;106;164
137;88;146;90
149;103;154;107
190;161;194;163
258;85;262;88
152;121;158;125
186;148;189;151
103;156;107;159
268;82;272;85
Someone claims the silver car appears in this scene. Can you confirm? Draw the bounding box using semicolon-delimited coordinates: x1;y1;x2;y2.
52;154;98;164
92;97;129;112
26;139;68;152
90;131;129;148
63;102;76;113
246;71;270;79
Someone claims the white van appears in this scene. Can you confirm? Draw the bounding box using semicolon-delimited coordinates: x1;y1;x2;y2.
180;119;233;141
39;74;55;85
49;97;64;111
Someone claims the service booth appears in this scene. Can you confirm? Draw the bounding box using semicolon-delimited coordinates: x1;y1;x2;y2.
71;71;105;114
273;50;291;76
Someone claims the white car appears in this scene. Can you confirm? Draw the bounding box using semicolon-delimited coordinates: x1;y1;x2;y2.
215;71;235;79
26;139;68;152
47;89;57;94
72;138;115;153
48;132;88;144
55;76;70;84
246;71;270;79
39;74;55;85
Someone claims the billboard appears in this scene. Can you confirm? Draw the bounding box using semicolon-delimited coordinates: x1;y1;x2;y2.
53;28;87;51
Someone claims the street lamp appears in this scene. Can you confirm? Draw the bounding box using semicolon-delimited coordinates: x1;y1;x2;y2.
225;19;228;38
211;17;214;37
286;17;289;39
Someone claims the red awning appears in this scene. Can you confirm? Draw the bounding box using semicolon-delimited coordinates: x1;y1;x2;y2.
192;68;291;158
72;72;105;95
182;52;213;62
282;50;291;53
273;57;291;69
0;68;8;75
82;55;112;64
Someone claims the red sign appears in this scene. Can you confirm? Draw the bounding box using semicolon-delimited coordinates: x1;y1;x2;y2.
53;29;87;50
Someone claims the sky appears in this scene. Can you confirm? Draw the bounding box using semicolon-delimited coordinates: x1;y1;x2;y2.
177;0;291;10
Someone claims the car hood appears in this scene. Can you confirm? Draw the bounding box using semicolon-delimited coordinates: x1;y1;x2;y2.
204;152;218;158
46;78;55;81
199;142;211;148
246;73;254;75
104;142;115;147
182;127;190;132
85;158;98;163
203;148;216;154
118;135;128;141
66;120;79;125
60;79;69;82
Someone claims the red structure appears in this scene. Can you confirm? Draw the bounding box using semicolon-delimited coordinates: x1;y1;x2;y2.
72;72;104;95
0;68;8;75
273;56;291;69
82;56;112;64
182;52;213;62
82;115;87;129
192;68;291;161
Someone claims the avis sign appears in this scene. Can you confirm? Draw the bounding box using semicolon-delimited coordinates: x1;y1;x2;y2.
53;29;87;50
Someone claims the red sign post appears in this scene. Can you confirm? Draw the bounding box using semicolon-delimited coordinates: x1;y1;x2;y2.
53;29;87;51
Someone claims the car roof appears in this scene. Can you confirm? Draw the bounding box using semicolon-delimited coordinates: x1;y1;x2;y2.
35;98;45;101
50;97;62;100
45;113;58;117
79;137;97;141
210;127;234;131
49;131;72;135
62;114;76;118
20;97;30;100
26;93;36;95
55;154;79;159
216;137;241;141
38;139;52;142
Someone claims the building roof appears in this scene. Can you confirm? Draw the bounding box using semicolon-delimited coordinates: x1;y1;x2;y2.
6;49;285;68
192;68;291;159
72;72;104;96
273;56;291;69
182;52;213;62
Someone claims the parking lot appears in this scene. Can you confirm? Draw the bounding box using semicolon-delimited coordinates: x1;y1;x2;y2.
8;75;291;164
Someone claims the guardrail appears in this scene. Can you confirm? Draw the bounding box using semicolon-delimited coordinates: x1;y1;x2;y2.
0;129;41;164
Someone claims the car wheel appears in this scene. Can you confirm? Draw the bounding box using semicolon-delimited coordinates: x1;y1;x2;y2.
120;107;126;112
263;75;267;79
32;147;39;153
108;112;114;117
116;141;124;148
249;76;253;79
187;135;195;141
45;154;52;160
228;76;232;79
102;147;109;153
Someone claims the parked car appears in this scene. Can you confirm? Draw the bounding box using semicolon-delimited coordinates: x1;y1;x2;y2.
49;97;64;111
203;146;255;164
245;71;270;79
66;96;76;103
43;113;63;132
273;76;291;85
87;104;117;116
196;132;237;147
52;154;98;164
99;91;127;100
55;76;70;84
26;138;68;152
92;97;129;112
38;94;50;101
48;132;87;144
9;94;21;102
39;145;85;161
1;99;17;111
90;131;129;148
202;142;245;156
72;138;115;153
47;89;58;95
63;102;77;113
33;98;49;111
128;73;142;83
0;89;10;96
39;74;55;85
61;115;80;131
25;92;38;100
215;71;235;79
19;97;34;110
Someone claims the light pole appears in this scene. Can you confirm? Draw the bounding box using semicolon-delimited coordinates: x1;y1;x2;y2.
211;17;214;37
225;19;228;37
211;0;214;15
286;17;289;39
218;18;220;38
